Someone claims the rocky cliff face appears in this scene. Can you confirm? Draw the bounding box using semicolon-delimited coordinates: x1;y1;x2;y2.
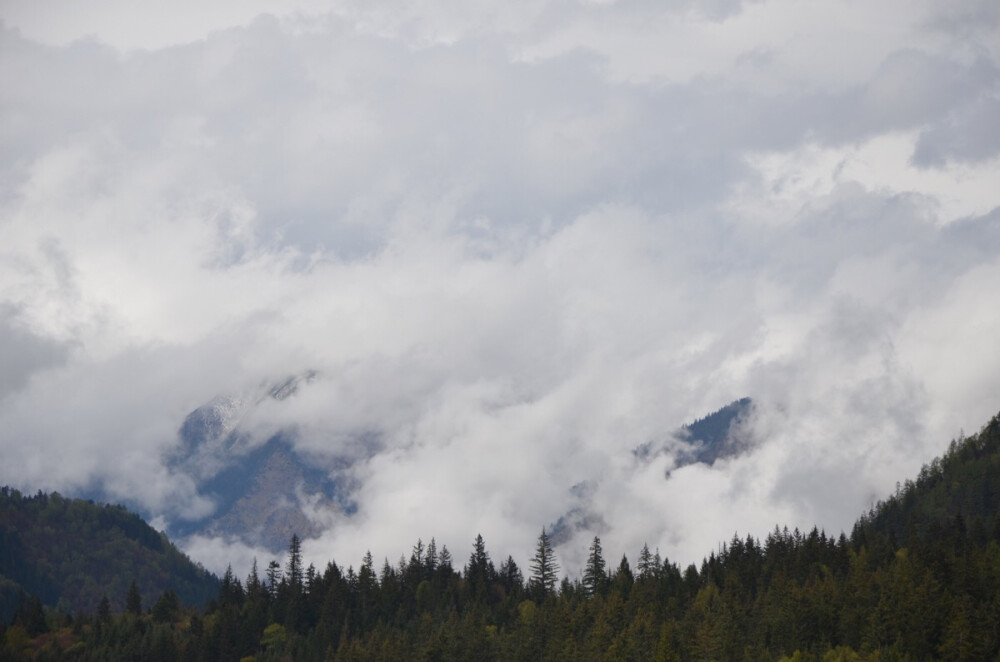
165;372;353;552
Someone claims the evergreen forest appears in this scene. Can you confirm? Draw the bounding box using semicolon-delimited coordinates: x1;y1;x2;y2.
3;412;1000;661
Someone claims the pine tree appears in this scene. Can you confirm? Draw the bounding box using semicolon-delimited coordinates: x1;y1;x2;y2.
583;536;607;596
530;528;560;599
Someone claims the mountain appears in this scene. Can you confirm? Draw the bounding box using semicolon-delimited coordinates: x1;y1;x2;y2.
0;488;218;623
173;433;347;550
5;411;1000;660
674;397;756;466
551;398;757;544
855;411;1000;547
632;397;756;469
163;372;358;552
82;375;755;556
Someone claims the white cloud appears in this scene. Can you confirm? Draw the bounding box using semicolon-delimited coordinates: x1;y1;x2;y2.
733;132;1000;226
1;0;999;576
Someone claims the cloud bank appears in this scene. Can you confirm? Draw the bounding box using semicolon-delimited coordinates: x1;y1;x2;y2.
1;0;999;576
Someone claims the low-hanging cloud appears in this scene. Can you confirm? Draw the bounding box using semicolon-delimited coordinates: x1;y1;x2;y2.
1;0;999;577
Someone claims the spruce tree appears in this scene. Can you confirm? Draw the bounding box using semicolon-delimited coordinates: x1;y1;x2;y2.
499;555;524;595
583;535;607;596
529;528;560;599
266;560;283;598
466;534;496;600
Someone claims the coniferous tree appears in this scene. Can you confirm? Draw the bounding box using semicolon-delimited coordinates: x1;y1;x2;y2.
287;534;304;589
499;555;524;596
358;550;377;623
411;538;425;568
439;545;453;573
583;535;607;596
466;534;496;602
246;557;267;604
637;543;655;579
426;537;439;574
266;559;283;601
530;528;560;599
219;564;245;607
612;554;634;598
151;589;180;623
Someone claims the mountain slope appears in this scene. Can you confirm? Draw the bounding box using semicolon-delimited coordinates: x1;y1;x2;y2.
856;411;1000;546
0;488;218;622
632;397;757;469
676;396;755;465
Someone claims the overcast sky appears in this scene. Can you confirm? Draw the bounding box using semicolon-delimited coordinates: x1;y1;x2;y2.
2;0;999;577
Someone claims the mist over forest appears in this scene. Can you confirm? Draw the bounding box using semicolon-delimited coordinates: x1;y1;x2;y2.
1;2;999;650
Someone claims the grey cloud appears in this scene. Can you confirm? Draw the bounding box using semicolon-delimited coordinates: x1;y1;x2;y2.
0;306;72;399
706;49;998;153
925;0;1000;38
2;1;1000;574
912;92;1000;167
853;50;987;132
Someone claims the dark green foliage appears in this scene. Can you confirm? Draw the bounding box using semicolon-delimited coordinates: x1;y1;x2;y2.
125;581;142;615
465;534;496;603
855;412;1000;548
151;590;180;623
0;488;218;619
12;591;47;637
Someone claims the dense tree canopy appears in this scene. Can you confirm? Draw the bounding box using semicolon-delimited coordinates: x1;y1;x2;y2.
0;488;218;623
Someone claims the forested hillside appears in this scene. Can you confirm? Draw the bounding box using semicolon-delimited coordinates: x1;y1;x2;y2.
856;413;1000;548
3;412;1000;661
0;489;219;623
